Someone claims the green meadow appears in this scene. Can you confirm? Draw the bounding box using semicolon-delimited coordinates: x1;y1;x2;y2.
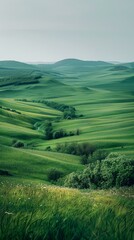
0;59;134;239
0;183;133;240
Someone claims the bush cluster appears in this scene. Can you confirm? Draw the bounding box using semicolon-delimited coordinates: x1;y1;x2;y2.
44;101;76;119
81;149;108;165
64;153;134;189
47;168;64;182
0;169;12;176
12;140;25;148
44;120;80;140
56;142;95;157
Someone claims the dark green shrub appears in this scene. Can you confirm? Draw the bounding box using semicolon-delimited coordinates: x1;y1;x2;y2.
63;108;76;119
101;154;134;188
45;146;52;151
76;129;80;135
13;141;24;148
65;153;134;189
56;142;96;157
44;121;53;140
88;149;108;163
0;169;12;176
47;168;64;182
64;172;91;189
77;142;96;157
69;131;75;136
53;129;66;139
80;155;89;165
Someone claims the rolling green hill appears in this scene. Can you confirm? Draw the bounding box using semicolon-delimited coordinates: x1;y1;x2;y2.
0;60;42;87
53;58;112;68
0;60;37;69
0;59;134;240
0;59;134;183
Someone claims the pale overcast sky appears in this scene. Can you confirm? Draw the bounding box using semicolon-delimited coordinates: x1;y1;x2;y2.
0;0;134;62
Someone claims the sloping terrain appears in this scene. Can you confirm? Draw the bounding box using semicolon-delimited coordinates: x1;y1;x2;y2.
0;59;134;182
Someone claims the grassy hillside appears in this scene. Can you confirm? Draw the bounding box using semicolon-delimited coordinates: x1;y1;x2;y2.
0;182;133;240
0;59;134;239
0;59;134;161
0;145;83;183
0;60;42;87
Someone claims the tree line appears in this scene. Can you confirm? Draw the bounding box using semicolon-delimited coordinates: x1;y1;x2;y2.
17;99;79;120
41;100;77;120
45;121;80;140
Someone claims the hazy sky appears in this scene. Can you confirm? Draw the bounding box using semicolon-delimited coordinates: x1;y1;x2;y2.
0;0;134;62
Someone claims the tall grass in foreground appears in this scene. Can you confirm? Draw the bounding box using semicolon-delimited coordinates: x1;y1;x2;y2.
0;182;133;240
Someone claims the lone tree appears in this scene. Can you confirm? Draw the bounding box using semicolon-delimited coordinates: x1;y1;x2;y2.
45;121;53;140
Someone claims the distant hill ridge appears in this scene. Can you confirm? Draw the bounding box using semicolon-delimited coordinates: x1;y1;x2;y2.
54;58;112;67
1;59;134;69
0;60;37;70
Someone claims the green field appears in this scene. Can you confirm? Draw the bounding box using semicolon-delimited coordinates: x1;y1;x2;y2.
0;60;134;156
0;182;133;240
0;59;134;239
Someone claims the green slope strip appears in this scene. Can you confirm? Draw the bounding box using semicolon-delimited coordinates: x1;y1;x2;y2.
0;145;83;183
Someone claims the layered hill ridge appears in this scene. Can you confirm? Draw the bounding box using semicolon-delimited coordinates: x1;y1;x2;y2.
54;58;112;67
0;58;134;94
0;58;134;176
0;60;37;70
